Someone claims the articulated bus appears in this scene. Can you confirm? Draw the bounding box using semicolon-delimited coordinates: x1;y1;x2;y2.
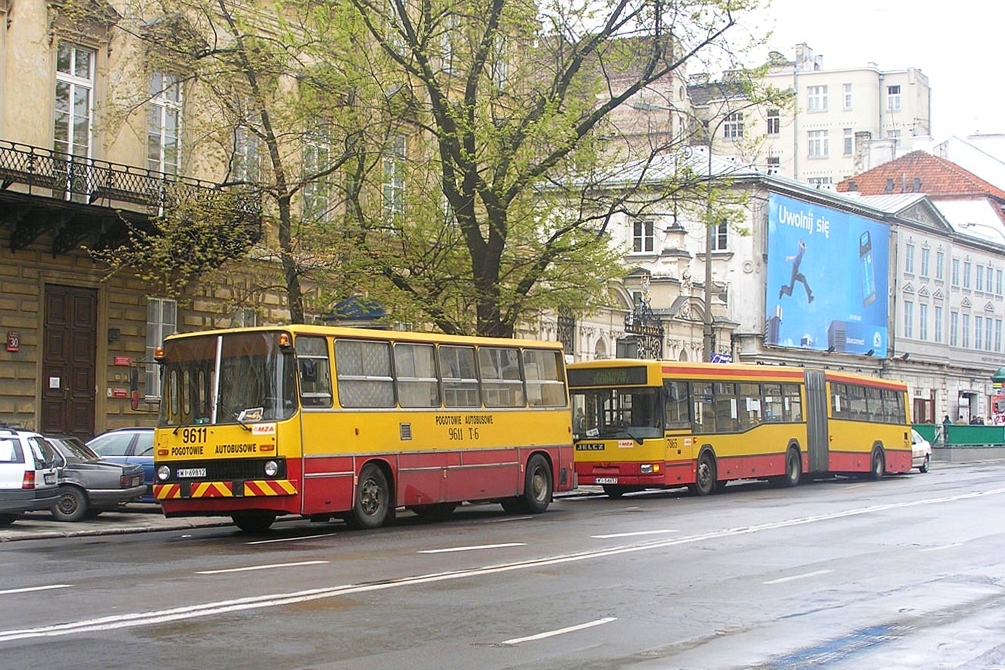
152;326;574;532
568;359;911;498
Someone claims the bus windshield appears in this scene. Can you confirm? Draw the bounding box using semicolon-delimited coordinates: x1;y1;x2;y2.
571;387;663;442
158;331;297;427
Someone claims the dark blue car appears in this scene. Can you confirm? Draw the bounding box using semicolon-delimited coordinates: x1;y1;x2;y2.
86;428;156;503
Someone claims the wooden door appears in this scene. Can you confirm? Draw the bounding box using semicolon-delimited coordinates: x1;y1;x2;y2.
40;285;97;440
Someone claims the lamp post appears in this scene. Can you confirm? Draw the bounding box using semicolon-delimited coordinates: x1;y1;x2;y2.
703;143;715;362
960;221;1005;243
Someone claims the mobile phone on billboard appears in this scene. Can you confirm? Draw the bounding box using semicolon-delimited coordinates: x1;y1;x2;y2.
860;230;876;306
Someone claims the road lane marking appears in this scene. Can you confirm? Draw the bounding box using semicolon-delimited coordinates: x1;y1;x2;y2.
4;485;1005;643
196;560;329;575
502;617;617;645
481;515;534;523
764;569;832;585
591;530;677;539
246;534;334;545
418;543;526;554
919;542;963;552
0;585;72;596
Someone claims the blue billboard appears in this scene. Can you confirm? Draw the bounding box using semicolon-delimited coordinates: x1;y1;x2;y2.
765;193;889;355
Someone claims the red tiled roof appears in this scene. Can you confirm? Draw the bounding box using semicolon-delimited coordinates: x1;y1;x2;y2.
836;151;1005;201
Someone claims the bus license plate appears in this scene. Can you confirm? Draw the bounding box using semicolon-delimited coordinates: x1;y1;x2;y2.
177;468;207;478
595;477;618;484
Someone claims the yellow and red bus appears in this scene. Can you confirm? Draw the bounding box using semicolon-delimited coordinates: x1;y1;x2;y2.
568;360;911;497
152;326;574;531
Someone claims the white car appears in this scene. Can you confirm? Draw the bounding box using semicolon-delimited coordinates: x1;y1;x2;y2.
0;426;60;525
910;429;932;473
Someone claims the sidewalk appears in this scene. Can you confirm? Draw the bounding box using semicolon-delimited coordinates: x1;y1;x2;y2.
0;504;233;543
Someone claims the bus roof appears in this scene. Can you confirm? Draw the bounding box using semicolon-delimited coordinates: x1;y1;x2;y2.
162;325;565;351
567;359;907;390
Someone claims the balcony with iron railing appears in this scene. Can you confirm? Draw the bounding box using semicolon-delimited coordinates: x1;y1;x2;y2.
0;139;262;253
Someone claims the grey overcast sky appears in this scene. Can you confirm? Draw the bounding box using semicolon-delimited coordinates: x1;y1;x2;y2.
750;0;1005;140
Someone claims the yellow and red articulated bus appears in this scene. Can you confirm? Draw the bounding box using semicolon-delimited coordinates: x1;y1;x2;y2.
567;359;911;498
152;326;574;532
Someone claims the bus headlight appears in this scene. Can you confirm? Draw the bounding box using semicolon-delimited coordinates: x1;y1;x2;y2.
640;464;654;474
264;460;279;477
157;465;171;481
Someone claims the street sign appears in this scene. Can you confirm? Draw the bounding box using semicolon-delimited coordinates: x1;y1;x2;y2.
710;353;732;364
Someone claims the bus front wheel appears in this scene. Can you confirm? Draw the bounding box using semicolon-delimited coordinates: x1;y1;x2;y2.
869;449;885;481
232;512;277;533
350;463;391;529
692;452;716;496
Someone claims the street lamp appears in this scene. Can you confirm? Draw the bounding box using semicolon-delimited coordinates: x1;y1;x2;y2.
959;221;1005;243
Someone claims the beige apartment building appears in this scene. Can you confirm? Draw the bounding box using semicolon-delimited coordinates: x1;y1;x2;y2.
691;44;932;189
0;1;282;438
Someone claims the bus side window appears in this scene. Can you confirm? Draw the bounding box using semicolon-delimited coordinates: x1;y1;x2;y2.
296;336;333;408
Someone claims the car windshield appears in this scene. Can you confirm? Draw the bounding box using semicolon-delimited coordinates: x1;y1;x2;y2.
159;331;298;427
50;437;100;462
571;387;664;441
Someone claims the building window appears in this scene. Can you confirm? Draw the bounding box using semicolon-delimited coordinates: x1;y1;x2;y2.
710;220;728;251
632;219;655;253
996;319;1003;352
766;156;781;172
986;317;993;351
54;43;95;160
147;73;182;175
950;310;958;346
904;242;915;274
303;127;334;221
766;109;780;136
976;316;983;349
964;260;972;289
232;124;261;184
888;129;901;150
998;269;1003;295
977;265;985;292
904;300;914;339
887;85;901;111
843;83;852;110
808;130;828;158
843;128;853;156
383;133;406;219
920;247;930;278
937;250;945;280
952;258;960;286
934;306;943;343
145;298;177;400
807;85;828;112
807;176;832;187
723;112;744;139
919;303;928;341
962;314;970;348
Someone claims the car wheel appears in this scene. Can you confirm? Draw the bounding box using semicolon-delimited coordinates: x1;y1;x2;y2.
53;486;89;523
919;453;930;473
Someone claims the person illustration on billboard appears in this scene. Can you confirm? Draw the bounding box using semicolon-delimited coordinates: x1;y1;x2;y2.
779;238;814;303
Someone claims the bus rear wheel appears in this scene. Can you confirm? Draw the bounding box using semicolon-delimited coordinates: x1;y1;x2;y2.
232;512;277;533
869;449;885;481
349;463;391;529
692;452;716;496
505;454;552;514
783;449;802;487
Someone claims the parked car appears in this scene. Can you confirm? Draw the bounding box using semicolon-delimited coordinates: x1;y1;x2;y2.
0;425;60;526
911;429;932;473
86;428;156;503
44;435;146;522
